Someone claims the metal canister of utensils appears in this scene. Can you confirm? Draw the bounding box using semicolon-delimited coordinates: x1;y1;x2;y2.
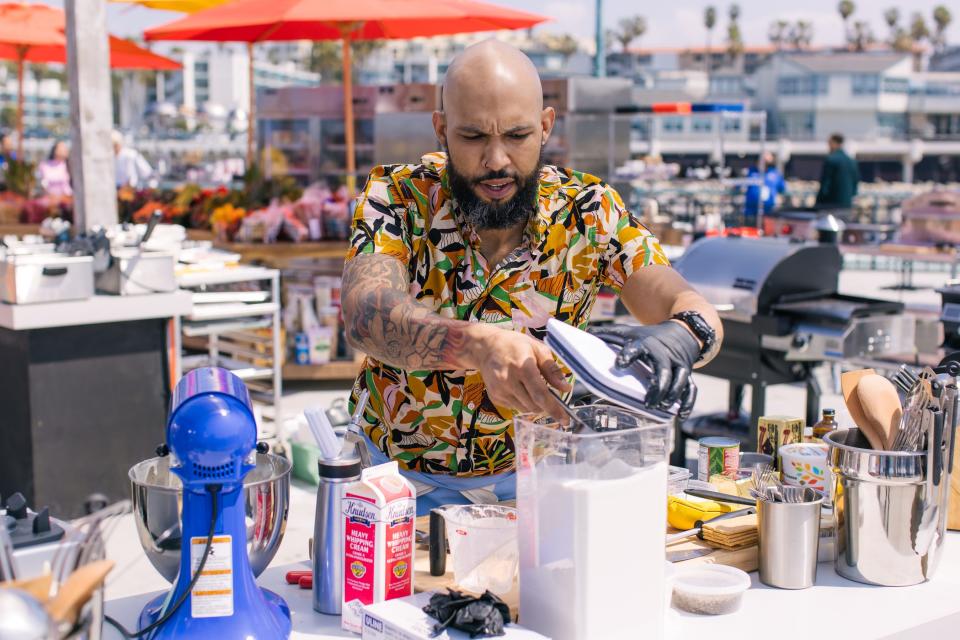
312;455;362;615
825;427;951;586
758;489;823;589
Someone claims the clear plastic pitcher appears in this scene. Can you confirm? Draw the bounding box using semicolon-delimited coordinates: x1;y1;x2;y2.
440;504;518;595
515;404;673;640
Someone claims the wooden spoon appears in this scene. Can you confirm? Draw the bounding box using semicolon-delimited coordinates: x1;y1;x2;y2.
856;374;903;450
45;559;114;625
841;368;884;450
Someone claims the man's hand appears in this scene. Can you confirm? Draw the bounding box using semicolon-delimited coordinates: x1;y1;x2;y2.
590;321;700;419
470;326;572;423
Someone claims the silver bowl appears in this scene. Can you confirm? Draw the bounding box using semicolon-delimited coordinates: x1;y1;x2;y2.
129;453;291;582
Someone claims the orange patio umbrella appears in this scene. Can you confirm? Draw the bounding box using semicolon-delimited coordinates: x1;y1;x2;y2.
0;2;180;158
144;0;549;193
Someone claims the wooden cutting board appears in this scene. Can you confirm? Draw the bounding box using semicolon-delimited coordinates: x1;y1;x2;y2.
665;537;758;573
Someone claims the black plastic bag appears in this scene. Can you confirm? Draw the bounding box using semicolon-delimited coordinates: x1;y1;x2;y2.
422;589;511;638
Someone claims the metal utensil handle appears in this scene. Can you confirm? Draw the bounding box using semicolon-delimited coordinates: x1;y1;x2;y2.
684;488;756;506
933;409;945;488
946;385;958;475
141;210;162;245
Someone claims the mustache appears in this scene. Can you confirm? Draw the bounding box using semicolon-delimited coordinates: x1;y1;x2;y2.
471;169;519;184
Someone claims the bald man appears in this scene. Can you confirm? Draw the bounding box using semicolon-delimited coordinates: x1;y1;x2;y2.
342;41;722;512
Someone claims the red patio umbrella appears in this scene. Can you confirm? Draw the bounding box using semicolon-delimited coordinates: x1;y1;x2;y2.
145;0;549;192
0;2;179;158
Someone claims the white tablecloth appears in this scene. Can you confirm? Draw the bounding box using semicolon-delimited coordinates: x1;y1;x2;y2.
103;483;960;640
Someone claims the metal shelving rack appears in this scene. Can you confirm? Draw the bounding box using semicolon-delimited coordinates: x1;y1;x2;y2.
175;265;283;437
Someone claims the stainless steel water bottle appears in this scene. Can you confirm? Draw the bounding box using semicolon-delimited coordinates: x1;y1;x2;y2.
312;455;362;615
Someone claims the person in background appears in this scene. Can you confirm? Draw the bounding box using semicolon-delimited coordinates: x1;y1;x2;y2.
744;151;786;225
37;139;72;197
816;133;859;211
113;130;155;189
0;129;15;169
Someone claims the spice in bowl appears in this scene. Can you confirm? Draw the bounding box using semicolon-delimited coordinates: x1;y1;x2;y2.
671;565;751;615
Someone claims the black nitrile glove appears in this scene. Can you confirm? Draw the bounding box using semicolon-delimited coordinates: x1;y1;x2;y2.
590;321;700;419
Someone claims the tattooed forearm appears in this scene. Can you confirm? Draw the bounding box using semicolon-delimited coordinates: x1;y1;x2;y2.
341;254;474;370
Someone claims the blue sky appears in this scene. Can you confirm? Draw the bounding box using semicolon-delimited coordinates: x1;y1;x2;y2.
46;0;958;51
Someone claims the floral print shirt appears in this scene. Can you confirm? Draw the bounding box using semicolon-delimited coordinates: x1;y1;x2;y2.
347;152;668;477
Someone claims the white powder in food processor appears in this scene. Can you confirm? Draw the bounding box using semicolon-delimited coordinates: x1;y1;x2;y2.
518;458;667;640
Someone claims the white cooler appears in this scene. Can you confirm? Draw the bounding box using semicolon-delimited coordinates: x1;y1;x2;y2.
0;254;95;304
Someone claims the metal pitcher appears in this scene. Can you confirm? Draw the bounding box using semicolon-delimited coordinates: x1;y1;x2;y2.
824;427;953;586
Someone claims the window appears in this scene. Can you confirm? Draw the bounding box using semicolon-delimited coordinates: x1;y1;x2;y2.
924;82;960;96
692;116;713;132
876;112;906;136
777;75;828;96
881;77;909;94
710;76;742;96
852;74;879;95
777;111;815;137
661;117;684;132
723;117;742;132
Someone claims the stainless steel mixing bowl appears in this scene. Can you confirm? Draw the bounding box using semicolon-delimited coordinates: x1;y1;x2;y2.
129;453;291;582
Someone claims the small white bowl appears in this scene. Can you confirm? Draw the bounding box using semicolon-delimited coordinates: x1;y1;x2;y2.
671;564;751;615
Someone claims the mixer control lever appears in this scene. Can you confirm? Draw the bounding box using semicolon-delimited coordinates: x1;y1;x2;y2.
155;444;170;457
257;441;270;454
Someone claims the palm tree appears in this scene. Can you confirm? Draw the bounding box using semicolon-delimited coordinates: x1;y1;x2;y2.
910;12;930;45
728;3;740;24
884;8;900;45
932;6;952;51
838;0;856;46
768;20;789;52
614;16;647;52
704;6;717;72
545;33;580;65
725;4;742;65
850;21;874;51
789;21;814;50
891;30;914;52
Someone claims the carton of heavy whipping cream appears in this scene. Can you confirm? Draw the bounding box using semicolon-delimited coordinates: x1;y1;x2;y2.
342;461;417;634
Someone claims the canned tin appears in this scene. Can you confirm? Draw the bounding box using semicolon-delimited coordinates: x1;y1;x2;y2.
698;437;740;482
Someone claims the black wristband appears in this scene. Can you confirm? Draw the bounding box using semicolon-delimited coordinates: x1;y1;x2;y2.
671;311;717;363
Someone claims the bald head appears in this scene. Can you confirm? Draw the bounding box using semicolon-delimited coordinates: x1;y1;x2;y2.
442;40;543;112
432;40;555;229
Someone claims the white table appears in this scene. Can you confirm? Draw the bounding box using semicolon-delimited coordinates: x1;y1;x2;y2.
104;483;960;640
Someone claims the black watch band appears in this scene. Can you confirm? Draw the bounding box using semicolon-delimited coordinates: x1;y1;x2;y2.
671;311;717;363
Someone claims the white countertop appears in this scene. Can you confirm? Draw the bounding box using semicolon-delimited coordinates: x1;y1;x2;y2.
102;482;960;640
0;291;193;330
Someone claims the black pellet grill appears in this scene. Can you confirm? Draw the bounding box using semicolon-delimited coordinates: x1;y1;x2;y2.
674;236;915;454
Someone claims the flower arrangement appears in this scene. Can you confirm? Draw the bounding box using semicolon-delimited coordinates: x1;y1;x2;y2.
210;203;247;242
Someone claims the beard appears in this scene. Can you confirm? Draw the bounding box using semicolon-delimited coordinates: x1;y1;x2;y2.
445;147;544;230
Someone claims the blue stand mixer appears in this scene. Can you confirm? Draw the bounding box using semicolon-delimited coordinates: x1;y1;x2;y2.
132;367;291;639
